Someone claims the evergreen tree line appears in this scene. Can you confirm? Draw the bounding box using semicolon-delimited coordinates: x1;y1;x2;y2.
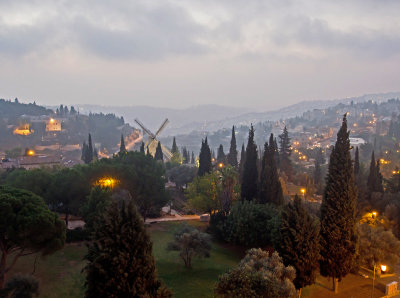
81;133;98;164
239;124;288;205
210;115;359;295
56;104;78;116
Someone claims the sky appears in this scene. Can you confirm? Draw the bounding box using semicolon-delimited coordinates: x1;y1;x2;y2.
0;0;400;110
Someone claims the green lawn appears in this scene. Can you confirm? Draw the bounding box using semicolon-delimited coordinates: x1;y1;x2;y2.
8;243;87;297
150;221;242;298
6;220;391;298
6;220;241;298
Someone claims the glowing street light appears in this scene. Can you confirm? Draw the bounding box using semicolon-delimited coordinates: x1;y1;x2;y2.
27;150;35;156
96;177;119;189
300;188;306;200
218;162;224;168
381;264;387;272
372;211;377;218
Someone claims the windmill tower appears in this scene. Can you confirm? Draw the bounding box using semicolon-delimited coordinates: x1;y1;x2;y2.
134;118;173;160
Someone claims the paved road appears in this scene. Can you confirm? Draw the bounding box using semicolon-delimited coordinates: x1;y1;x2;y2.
67;214;200;229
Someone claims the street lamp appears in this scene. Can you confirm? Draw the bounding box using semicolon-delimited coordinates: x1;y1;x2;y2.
300;188;306;199
381;264;387;273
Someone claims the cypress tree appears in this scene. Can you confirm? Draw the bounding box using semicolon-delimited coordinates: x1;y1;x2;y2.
171;137;178;154
319;114;357;293
140;142;145;154
84;201;171;297
279;126;293;179
154;141;163;161
367;151;376;192
375;160;384;193
181;147;189;164
239;143;246;184
259;134;283;205
278;195;320;297
273;138;280;167
81;141;88;163
87;133;94;163
119;134;127;154
198;138;212;176
227;126;238;168
217;144;226;164
191;152;195;164
354;147;360;177
241;125;258;201
367;151;383;194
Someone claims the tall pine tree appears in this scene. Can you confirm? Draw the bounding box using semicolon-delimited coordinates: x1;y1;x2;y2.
227;126;238;168
354;147;360;177
239;143;246;184
84;201;171;297
140;142;145;154
259;134;283;205
279;126;292;180
198;137;212;176
191;152;195;164
119;134;127;154
278;195;320;297
171;137;178;154
217;144;226;164
82;134;94;164
241;125;258;201
87;133;94;163
154;141;163;161
319;115;357;293
367;151;384;194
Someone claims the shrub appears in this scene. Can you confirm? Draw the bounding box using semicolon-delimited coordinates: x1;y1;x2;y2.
223;201;280;248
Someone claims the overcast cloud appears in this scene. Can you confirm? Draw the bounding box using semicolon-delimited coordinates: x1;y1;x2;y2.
0;0;399;110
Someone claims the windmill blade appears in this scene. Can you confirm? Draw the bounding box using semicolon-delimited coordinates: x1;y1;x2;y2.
134;118;155;138
147;138;157;150
161;143;173;160
154;118;169;137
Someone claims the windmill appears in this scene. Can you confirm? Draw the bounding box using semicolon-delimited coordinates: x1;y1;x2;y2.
134;118;173;160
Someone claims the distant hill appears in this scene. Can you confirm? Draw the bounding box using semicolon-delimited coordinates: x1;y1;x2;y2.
168;92;400;134
73;92;400;136
73;104;254;135
0;98;52;119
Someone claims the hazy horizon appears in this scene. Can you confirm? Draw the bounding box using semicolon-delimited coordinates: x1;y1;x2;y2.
1;0;400;109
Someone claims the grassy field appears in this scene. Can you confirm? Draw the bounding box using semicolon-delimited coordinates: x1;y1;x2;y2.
8;243;87;297
6;220;390;298
151;221;242;298
7;220;241;298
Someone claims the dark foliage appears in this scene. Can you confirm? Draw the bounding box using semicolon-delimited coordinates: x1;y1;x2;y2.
259;134;283;205
278;195;320;291
241;125;258;201
84;201;171;297
319;115;358;291
198;137;212;176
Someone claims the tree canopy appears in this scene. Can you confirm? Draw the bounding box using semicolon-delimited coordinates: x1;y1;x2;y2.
198;137;212;176
215;249;296;298
84;201;170;297
0;186;65;289
319;115;358;293
278;195;320;295
241;125;258;201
